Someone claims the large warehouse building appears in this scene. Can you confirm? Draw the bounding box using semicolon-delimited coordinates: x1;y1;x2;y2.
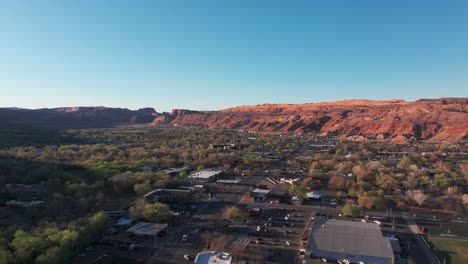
306;218;395;264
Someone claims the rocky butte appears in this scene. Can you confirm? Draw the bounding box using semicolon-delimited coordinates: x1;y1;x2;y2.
153;98;468;143
1;98;467;142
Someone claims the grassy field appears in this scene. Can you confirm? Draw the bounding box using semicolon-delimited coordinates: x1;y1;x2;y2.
430;237;468;264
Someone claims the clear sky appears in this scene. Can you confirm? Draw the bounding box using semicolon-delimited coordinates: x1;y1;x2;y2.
0;1;467;111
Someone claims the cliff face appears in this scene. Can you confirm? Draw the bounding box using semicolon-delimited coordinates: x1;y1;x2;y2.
153;98;468;142
1;98;466;142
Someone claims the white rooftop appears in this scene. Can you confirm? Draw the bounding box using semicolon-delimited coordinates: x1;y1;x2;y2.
252;188;270;194
194;251;232;264
189;169;221;179
306;191;321;199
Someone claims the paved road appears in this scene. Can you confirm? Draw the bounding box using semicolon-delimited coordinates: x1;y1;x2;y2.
399;213;439;264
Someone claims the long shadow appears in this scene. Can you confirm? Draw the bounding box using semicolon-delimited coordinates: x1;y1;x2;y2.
0;128;85;149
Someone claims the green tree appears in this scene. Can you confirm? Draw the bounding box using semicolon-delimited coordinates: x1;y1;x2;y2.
397;156;412;170
288;184;307;198
143;203;172;223
10;230;43;263
342;204;359;217
87;212;110;237
134;181;152;196
35;246;72;264
0;249;14;264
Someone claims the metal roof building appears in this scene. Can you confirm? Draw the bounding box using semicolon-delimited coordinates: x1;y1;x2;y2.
306;218;395;264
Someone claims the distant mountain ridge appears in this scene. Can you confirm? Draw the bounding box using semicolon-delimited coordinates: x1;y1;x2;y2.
0;106;157;128
1;98;467;142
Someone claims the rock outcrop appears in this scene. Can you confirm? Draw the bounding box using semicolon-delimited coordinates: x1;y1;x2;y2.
153;98;468;142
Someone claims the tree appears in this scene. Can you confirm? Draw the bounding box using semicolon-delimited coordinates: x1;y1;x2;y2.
143;203;171;223
10;230;43;263
328;176;347;190
222;206;244;220
87;212;110;237
397;156;412;170
0;249;14;264
358;196;375;210
288;184;306;198
342;204;359;217
35;246;72;264
405;190;428;206
197;165;205;171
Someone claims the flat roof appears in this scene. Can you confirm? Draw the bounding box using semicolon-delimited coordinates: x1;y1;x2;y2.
306;218;394;263
115;218;132;226
252;188;270;194
127;222;167;236
189;169;222;179
143;188;191;198
217;179;241;184
194;251;232;264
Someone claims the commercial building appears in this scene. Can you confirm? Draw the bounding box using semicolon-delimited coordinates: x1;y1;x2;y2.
305;218;395;264
188;169;222;184
194;251;232;264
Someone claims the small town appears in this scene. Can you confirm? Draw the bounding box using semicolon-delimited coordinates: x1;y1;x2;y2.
2;127;465;264
0;1;467;264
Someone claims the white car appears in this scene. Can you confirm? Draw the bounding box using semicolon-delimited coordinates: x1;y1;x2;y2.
373;220;382;225
182;234;188;242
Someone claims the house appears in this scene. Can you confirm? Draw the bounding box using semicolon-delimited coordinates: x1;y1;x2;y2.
194;251;232;264
144;189;192;203
251;188;270;202
306;191;322;200
256;177;289;196
305;218;395;263
291;196;303;205
187;169;222;184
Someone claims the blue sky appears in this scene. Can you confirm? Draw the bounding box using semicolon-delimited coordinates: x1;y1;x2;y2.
0;1;467;111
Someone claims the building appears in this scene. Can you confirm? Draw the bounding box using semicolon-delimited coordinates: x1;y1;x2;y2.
144;188;192;203
291;196;303;205
256;177;289;196
5;200;44;208
161;166;192;176
251;188;270;202
306;191;322;200
127;222;168;236
305;218;395;264
188;169;222;184
194;251;232;264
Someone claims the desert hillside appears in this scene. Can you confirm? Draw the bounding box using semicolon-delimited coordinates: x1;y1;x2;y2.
153;98;468;142
1;98;466;142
